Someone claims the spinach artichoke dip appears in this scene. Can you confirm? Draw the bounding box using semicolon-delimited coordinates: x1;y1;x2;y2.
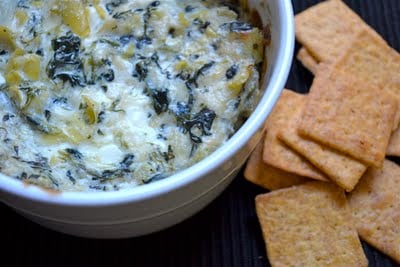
0;0;266;191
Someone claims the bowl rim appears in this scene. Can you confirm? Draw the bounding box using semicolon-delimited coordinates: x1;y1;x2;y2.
0;0;295;207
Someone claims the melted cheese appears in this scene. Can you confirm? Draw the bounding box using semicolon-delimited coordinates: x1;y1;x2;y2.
0;0;265;191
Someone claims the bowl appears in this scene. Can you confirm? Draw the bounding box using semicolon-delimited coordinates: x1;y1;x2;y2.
0;0;294;239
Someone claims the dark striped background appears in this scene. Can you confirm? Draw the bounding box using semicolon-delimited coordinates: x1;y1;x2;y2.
1;1;399;266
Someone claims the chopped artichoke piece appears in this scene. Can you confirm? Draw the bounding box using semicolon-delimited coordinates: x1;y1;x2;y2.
8;85;27;108
122;43;135;58
5;71;21;85
95;4;107;19
178;13;190;27
22;54;41;81
0;25;16;51
6;51;41;83
15;10;29;26
174;60;188;72
82;95;98;124
57;0;91;37
228;65;252;95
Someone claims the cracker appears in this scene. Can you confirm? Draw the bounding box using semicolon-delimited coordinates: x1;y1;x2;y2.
277;98;367;192
297;47;318;74
296;0;400;128
255;181;368;267
298;67;397;167
348;159;400;263
332;29;400;130
295;0;376;63
387;128;400;156
263;90;328;181
332;29;400;97
244;137;309;191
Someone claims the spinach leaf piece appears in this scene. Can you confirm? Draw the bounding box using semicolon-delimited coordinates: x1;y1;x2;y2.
47;33;86;87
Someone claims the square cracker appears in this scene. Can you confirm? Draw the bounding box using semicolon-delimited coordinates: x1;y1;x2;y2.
244;136;309;191
295;0;376;63
298;67;397;167
263;90;328;181
387;128;400;156
297;47;318;74
332;29;400;97
277;96;367;192
332;29;400;130
348;159;400;263
255;181;368;267
296;1;400;128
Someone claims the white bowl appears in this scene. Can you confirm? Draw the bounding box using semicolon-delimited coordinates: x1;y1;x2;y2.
0;0;294;239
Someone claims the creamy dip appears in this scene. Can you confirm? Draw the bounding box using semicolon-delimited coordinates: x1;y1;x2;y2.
0;0;265;191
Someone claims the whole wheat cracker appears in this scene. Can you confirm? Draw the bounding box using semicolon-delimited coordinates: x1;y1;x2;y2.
277;93;367;192
295;0;378;63
244;136;309;191
387;128;400;156
255;181;368;267
298;66;397;167
263;89;328;181
348;159;400;263
331;29;400;97
297;47;318;74
331;29;400;131
296;1;400;130
295;23;400;172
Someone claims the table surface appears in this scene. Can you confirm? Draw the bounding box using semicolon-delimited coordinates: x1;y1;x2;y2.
1;1;399;266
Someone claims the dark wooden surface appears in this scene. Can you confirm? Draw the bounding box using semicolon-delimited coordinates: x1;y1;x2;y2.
1;1;399;266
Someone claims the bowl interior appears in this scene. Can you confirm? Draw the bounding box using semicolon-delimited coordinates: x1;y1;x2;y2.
0;0;295;206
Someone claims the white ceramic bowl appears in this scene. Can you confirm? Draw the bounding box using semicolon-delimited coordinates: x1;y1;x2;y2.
0;0;294;239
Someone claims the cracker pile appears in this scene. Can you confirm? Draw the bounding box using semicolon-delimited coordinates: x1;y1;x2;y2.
244;0;400;265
